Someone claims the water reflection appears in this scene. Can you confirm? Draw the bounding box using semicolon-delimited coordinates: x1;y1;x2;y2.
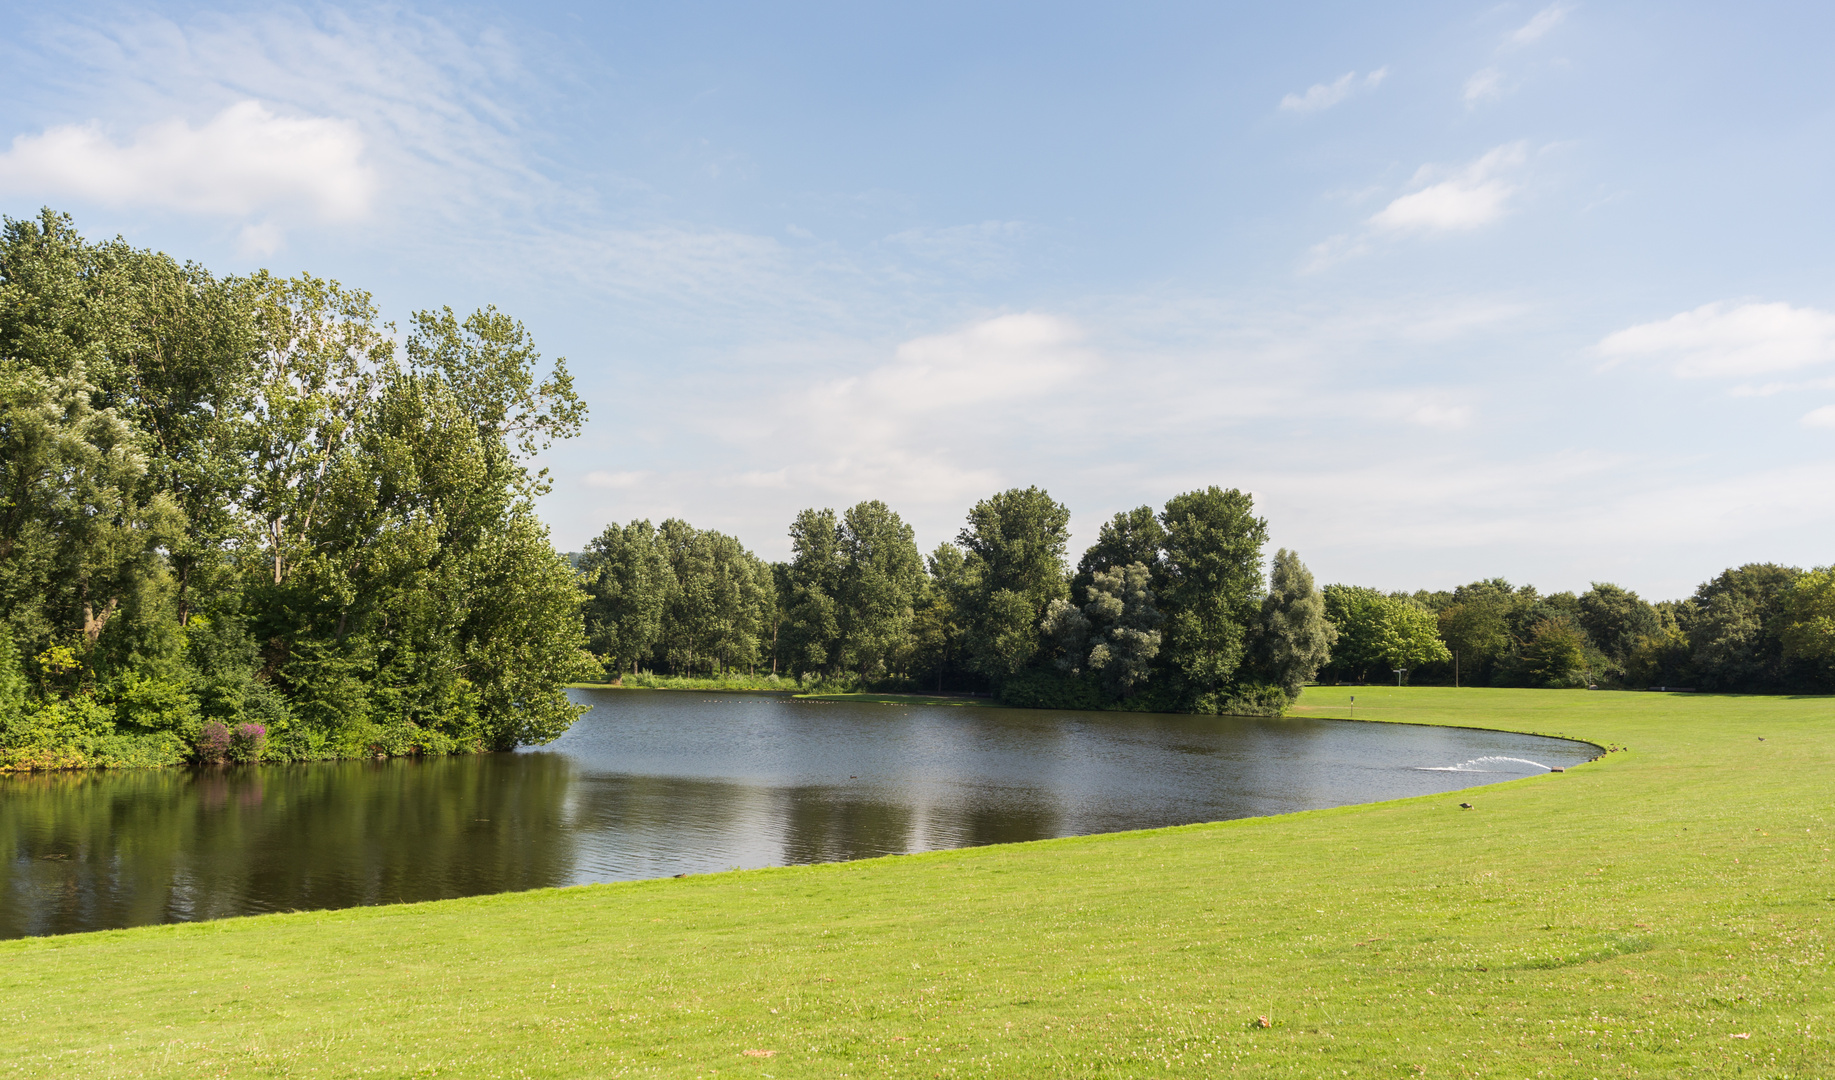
0;755;578;939
0;691;1596;937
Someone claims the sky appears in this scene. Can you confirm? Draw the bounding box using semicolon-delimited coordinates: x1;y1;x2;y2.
2;1;1832;601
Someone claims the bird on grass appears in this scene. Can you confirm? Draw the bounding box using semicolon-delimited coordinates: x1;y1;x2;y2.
1459;802;1474;810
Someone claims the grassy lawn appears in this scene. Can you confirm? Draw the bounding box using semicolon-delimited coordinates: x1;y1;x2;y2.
1;687;1829;1078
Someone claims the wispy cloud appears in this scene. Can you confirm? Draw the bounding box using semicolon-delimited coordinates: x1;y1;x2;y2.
1802;405;1835;429
1279;68;1388;113
1370;143;1527;233
1462;67;1505;108
1460;4;1571;110
1595;301;1835;378
4;8;555;243
1510;4;1573;46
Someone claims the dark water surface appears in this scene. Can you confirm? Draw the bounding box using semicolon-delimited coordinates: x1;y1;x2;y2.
0;690;1595;938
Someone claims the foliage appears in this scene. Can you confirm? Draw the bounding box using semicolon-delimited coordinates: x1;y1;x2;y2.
906;545;972;693
1157;487;1267;700
1083;563;1164;699
1372;601;1452;676
1520;617;1589;687
954;487;1072;678
579;520;669;675
775;502;923;679
1071;505;1165;603
1677;563;1807;692
0;210;588;770
579;518;776;680
1779;566;1835;667
1574;583;1659;665
1252;549;1335;698
1321;587;1450;684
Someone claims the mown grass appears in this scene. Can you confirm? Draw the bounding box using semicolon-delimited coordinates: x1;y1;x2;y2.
1;687;1829;1078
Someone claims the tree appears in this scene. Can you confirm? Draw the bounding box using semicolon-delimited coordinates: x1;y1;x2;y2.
1072;506;1165;602
1779;567;1835;666
0;627;23;724
1254;549;1335;699
779;508;842;675
833;501;923;678
580;521;669;675
955;487;1072;678
1372;600;1449;678
1520;616;1587;687
909;544;969;692
1321;586;1384;680
1437;595;1513;685
654;521;769;676
1682;564;1802;691
1576;583;1659;667
1083;562;1163;699
1157;487;1267;699
1323;586;1447;683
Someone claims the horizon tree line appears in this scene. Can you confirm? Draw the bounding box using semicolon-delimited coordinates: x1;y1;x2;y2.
580;504;1835;700
580;485;1339;714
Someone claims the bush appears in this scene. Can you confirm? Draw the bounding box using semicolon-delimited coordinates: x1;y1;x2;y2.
196;721;232;764
229;723;268;763
997;669;1102;710
1191;681;1291;717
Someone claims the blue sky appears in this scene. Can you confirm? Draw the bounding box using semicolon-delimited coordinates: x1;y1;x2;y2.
3;1;1832;600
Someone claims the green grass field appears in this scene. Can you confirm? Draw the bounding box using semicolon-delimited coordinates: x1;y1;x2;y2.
2;687;1829;1078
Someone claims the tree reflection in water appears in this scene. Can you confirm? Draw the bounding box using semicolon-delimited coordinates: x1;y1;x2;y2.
0;754;577;939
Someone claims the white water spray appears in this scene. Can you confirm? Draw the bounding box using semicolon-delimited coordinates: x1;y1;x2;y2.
1417;755;1551;773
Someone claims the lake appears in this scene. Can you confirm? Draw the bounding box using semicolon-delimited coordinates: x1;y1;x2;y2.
0;689;1596;938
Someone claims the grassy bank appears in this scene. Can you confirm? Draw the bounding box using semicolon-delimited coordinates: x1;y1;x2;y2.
1;687;1829;1078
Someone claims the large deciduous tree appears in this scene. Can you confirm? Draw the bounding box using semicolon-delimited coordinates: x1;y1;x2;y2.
1253;549;1335;699
1157;487;1267;703
580;521;669;677
955;486;1072;679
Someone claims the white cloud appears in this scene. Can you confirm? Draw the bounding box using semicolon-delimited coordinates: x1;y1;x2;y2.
1279;68;1388;113
1595;302;1835;378
1803;405;1835;429
1369;143;1526;232
1511;4;1572;46
833;312;1091;418
1463;67;1504;107
5;9;555;239
0;100;373;221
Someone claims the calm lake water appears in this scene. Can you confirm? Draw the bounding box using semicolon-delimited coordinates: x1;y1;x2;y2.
0;690;1595;938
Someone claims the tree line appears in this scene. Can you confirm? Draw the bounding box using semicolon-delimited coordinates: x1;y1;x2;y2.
1318;566;1835;692
581;503;1835;700
0;211;589;769
581;486;1338;713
